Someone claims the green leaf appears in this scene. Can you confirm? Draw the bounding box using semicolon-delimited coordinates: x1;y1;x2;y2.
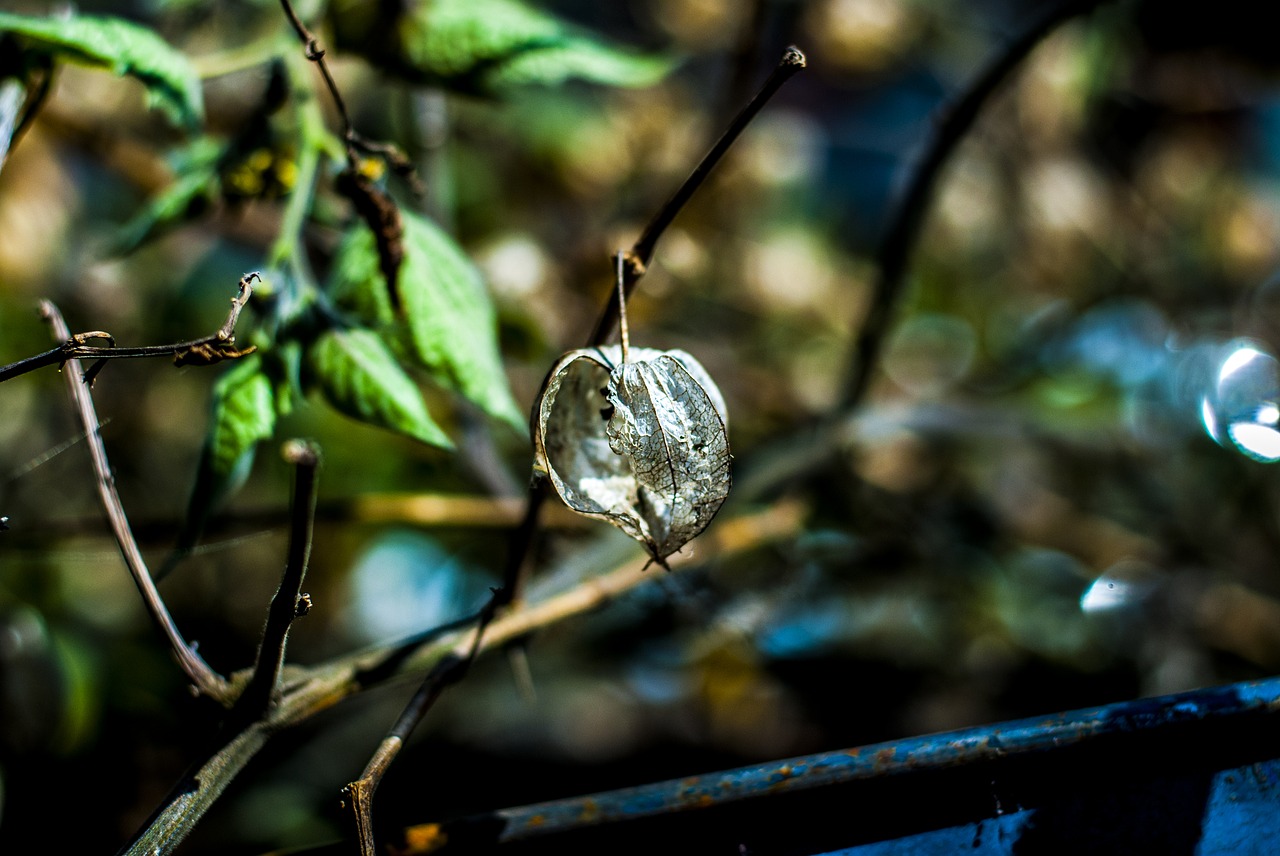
397;0;675;94
166;355;276;573
328;210;527;433
0;11;203;128
207;355;277;477
308;328;453;448
481;38;675;92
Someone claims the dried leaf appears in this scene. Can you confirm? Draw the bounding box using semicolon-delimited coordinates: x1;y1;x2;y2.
534;345;730;563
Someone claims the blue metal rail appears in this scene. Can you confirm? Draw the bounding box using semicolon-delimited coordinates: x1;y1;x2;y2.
414;676;1280;853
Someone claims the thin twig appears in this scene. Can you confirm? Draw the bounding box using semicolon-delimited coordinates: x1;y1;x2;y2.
0;274;257;384
343;610;490;855
123;500;804;856
588;46;806;347
276;0;419;183
278;0;353;162
736;0;1108;505
40;302;230;702
233;440;320;724
838;0;1105;410
277;0;415;309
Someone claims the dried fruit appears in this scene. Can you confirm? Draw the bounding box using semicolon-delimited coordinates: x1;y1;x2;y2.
534;344;731;564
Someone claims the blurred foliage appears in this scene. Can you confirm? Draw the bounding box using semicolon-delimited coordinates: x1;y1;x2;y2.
6;0;1280;852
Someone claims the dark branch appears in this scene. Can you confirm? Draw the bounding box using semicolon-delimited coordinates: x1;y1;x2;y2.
0;274;257;384
838;0;1106;410
233;440;321;724
277;0;413;310
502;47;806;608
588;46;806;348
343;592;498;855
499;46;806;632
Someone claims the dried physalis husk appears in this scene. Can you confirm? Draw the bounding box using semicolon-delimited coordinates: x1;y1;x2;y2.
534;345;731;564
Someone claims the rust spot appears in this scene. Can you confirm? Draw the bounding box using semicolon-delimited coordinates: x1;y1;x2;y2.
580;799;600;822
401;823;448;854
697;794;714;807
528;814;546;827
874;748;897;771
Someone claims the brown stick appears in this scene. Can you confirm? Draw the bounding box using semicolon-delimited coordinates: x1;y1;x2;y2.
40;302;230;702
232;440;321;724
0;274;257;384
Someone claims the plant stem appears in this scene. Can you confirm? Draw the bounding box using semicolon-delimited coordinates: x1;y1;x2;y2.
0;276;257;384
838;0;1106;410
270;60;324;271
41;302;230;702
123;500;803;855
588;46;806;348
233;440;320;724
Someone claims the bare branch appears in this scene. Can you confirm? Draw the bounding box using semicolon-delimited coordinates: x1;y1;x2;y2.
40;302;230;702
277;0;414;309
0;274;258;384
233;440;321;724
587;46;806;348
122;500;804;855
501;47;806;611
838;0;1106;411
343;595;494;854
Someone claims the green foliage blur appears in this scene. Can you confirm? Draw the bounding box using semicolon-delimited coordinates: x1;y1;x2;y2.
6;0;1280;851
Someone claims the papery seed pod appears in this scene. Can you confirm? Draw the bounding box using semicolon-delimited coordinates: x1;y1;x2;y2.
533;345;731;563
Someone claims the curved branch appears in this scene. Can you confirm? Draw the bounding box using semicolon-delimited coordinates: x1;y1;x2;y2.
41;302;230;702
838;0;1108;410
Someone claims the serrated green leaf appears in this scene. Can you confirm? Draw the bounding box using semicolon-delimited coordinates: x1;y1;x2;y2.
208;355;277;476
397;0;676;94
308;328;453;448
0;11;203;128
328;211;527;433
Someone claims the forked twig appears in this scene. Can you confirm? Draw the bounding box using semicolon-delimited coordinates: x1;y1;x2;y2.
343;599;493;854
40;302;230;702
276;0;417;185
232;440;320;725
0;273;258;385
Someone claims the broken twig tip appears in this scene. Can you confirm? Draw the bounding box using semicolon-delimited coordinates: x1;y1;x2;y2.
282;439;321;467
